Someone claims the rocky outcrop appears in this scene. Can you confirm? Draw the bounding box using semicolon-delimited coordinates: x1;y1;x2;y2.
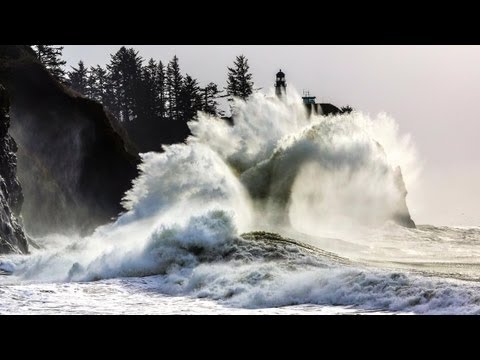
0;85;27;253
122;116;191;153
392;167;416;228
240;124;416;229
0;46;140;236
304;103;342;117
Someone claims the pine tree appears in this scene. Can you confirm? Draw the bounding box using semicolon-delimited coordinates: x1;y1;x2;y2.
137;58;160;120
87;65;111;105
86;66;100;101
32;45;67;82
226;55;254;101
107;46;143;122
67;60;89;94
156;60;167;119
179;75;202;122
166;55;183;121
201;82;224;116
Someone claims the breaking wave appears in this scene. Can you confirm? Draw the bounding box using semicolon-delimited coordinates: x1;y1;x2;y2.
5;86;480;314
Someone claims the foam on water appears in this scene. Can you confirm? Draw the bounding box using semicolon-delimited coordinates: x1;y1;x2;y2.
2;86;479;314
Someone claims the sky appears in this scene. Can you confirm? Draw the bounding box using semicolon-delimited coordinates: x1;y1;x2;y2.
61;45;480;226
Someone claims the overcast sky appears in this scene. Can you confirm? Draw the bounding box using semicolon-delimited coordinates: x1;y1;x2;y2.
61;45;480;226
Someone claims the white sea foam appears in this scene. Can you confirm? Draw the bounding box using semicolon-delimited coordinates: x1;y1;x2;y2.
6;85;478;315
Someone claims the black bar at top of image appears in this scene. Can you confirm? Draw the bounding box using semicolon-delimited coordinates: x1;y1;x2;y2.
2;4;479;45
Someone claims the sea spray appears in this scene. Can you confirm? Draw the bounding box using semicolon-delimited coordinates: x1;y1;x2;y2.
11;86;418;280
191;87;417;230
6;85;464;314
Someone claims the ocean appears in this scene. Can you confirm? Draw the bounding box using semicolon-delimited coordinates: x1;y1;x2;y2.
1;87;477;315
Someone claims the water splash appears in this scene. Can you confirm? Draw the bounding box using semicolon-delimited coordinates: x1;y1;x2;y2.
5;85;460;315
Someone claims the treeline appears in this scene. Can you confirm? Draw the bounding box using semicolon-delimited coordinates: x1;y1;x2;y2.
68;51;224;122
31;45;256;151
31;45;255;120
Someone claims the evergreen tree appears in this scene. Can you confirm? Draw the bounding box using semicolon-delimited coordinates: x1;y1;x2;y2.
156;60;167;119
340;105;354;114
179;75;202;122
225;55;254;101
86;65;101;101
32;45;67;82
54;46;234;151
137;58;159;120
87;65;111;106
107;46;143;122
67;60;89;94
166;55;183;121
201;82;223;116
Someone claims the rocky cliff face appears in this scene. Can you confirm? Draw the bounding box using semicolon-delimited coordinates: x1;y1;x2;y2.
0;85;28;253
0;46;140;236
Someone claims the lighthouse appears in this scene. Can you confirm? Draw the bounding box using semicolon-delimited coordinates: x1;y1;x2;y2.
275;69;286;97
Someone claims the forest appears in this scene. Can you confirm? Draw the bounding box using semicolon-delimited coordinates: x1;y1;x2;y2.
32;45;254;152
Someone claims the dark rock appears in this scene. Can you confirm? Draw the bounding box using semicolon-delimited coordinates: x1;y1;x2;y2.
0;45;140;236
392;166;416;228
318;103;342;116
122;116;191;153
305;103;342;117
240;130;416;229
0;85;27;253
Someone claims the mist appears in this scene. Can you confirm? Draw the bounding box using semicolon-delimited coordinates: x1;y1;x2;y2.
4;88;416;282
62;45;480;226
4;75;480;314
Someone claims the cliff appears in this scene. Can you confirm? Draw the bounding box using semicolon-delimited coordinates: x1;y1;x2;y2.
0;45;140;236
0;85;28;253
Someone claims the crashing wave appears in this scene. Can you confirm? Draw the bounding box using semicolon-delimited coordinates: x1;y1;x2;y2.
2;85;446;313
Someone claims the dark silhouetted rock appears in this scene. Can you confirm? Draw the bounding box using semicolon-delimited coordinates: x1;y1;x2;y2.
393;166;416;228
318;103;342;115
122;117;191;153
304;102;342;117
0;85;28;253
0;45;140;236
